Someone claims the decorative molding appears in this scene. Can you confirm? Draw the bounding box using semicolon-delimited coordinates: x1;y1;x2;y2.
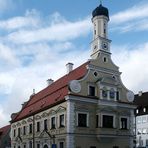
41;112;48;118
56;106;66;113
27;118;33;122
21;120;27;125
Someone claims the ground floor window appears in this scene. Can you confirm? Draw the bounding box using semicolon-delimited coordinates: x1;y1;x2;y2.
102;115;114;128
77;112;88;127
43;144;48;148
120;117;127;129
59;142;64;148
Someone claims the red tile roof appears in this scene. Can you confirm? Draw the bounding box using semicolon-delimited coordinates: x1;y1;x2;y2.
12;62;89;122
0;125;10;137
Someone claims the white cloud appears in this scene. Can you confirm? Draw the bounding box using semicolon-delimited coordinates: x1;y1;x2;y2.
7;16;91;44
112;43;148;93
110;2;148;33
0;0;15;13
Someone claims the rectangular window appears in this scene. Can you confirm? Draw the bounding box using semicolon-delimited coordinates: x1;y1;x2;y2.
29;141;32;148
78;113;88;127
29;124;32;134
37;144;40;148
90;147;96;148
89;86;95;96
121;118;127;129
146;139;148;146
24;145;26;148
142;116;147;123
59;142;64;148
44;119;48;130
102;115;113;128
51;117;56;129
23;126;26;135
37;122;40;132
116;91;119;101
13;129;16;137
60;114;65;127
18;127;21;136
96;115;99;128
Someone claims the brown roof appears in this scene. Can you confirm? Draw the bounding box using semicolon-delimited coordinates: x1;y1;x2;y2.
12;61;89;122
134;92;148;107
0;125;10;138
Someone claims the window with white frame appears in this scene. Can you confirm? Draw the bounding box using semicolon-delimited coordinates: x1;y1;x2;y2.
88;85;95;96
29;124;32;134
44;119;48;131
96;115;99;128
102;115;114;128
59;114;65;127
110;88;115;100
120;117;128;129
59;141;64;148
37;143;40;148
142;128;147;134
77;112;89;127
137;116;141;124
36;121;40;132
51;116;56;129
13;129;16;137
137;129;142;135
102;87;108;99
23;126;26;135
142;116;147;123
18;127;21;136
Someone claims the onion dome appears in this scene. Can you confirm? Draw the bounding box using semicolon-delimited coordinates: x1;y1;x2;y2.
92;4;109;18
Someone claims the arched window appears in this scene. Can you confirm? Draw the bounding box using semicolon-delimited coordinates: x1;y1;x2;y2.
43;144;48;148
102;87;107;98
110;88;115;99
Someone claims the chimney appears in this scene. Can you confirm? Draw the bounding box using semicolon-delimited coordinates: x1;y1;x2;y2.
66;63;74;74
138;91;143;96
47;79;54;86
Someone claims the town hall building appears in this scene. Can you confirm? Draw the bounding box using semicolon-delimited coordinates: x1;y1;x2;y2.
10;3;136;148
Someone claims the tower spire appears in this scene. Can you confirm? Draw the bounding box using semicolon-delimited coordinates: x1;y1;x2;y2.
100;0;102;5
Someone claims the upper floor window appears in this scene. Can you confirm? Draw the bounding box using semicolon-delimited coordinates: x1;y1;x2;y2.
18;127;21;136
77;112;88;127
96;115;99;128
44;119;48;131
59;114;65;127
110;88;115;100
102;87;108;99
29;124;32;134
120;118;128;129
89;85;95;96
23;126;26;135
102;115;114;128
51;117;56;129
142;116;147;123
13;129;16;137
36;122;40;132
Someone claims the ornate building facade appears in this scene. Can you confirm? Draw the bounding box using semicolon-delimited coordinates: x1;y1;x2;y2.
134;92;148;148
11;3;136;148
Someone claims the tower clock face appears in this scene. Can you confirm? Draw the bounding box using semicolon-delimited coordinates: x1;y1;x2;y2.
102;42;108;50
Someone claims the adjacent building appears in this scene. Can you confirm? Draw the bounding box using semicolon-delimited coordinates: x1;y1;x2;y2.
0;125;11;148
134;92;148;148
10;3;136;148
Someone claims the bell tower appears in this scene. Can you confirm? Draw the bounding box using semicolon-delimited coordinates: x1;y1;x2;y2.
91;3;111;59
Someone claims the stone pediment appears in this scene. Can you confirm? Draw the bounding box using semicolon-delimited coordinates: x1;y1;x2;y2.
100;77;118;86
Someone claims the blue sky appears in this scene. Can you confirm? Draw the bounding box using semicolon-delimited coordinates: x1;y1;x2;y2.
0;0;148;127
